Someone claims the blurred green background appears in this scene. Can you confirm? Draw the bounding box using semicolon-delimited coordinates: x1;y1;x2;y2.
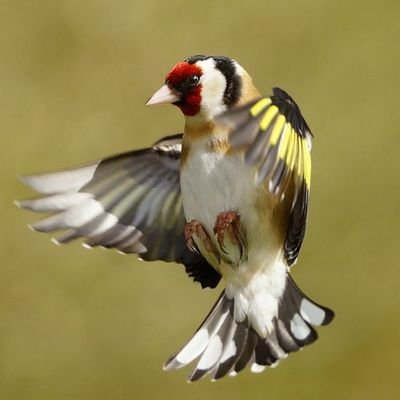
1;0;399;399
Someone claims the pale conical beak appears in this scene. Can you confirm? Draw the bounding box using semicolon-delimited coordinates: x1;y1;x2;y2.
145;84;180;105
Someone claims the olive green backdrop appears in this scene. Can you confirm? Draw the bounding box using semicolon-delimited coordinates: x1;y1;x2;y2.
1;1;399;399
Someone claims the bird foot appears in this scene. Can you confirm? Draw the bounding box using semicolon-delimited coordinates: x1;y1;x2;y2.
184;220;216;254
213;211;245;257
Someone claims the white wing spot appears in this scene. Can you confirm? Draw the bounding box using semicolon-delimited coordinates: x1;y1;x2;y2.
197;335;223;370
290;313;311;340
219;340;237;363
176;329;209;365
250;363;266;373
300;298;326;325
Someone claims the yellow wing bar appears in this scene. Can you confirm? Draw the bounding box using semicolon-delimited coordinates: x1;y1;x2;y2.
250;96;311;189
218;87;314;266
225;88;313;193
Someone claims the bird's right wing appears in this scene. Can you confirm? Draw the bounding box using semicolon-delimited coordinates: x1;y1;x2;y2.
217;88;313;266
17;133;221;289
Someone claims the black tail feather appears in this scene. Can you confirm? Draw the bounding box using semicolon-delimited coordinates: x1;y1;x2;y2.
233;328;257;374
164;276;334;381
211;320;247;380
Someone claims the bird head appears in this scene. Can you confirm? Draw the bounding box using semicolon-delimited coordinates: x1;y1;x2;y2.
146;55;259;123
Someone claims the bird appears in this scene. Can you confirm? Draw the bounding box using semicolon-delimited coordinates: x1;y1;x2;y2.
16;55;334;382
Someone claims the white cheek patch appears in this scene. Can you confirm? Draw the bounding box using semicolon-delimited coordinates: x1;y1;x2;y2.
197;58;228;118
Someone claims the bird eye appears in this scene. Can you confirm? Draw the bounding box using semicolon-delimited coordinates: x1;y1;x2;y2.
185;75;200;87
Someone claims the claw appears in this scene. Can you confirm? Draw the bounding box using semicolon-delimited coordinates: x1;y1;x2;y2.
213;211;246;264
213;211;241;250
184;220;200;253
185;220;217;254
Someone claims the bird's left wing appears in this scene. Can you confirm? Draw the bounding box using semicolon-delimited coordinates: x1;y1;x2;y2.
217;88;313;266
17;133;221;289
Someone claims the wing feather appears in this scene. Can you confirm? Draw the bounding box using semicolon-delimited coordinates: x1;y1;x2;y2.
217;88;313;265
17;134;221;288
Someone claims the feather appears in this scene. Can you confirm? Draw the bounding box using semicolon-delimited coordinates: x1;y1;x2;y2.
17;134;221;289
219;87;314;265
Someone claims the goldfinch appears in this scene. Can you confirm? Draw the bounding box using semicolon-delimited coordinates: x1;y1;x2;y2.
17;55;334;381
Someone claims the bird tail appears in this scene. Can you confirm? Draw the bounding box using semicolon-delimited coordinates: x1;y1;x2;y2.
163;275;334;382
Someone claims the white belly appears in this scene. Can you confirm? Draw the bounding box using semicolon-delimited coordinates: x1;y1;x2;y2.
180;146;254;233
180;138;287;337
180;139;281;263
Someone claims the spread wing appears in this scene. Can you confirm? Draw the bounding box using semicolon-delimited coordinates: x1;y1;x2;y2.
17;133;221;289
217;88;313;266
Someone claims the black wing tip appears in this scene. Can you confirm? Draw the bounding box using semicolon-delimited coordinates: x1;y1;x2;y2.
302;325;319;346
187;369;207;383
270;87;313;138
272;87;293;102
321;307;335;326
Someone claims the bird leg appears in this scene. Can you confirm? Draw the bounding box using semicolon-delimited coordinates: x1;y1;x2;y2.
184;220;217;255
213;211;241;247
213;211;246;262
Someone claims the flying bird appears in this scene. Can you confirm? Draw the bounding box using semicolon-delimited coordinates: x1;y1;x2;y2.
17;55;334;381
